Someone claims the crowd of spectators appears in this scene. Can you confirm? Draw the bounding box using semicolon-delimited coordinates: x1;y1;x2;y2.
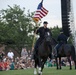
0;47;75;71
45;57;74;68
0;47;34;71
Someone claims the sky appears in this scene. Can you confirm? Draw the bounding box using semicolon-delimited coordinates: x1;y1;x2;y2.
0;0;76;28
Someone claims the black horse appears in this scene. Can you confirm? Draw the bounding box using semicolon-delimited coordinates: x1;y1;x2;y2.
53;42;76;70
33;32;52;75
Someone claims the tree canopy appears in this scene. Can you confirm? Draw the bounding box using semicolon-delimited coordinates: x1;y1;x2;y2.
0;5;37;54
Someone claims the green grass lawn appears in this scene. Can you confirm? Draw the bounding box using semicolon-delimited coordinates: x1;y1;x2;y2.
0;67;76;75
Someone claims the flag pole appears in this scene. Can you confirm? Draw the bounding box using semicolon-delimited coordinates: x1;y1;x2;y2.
32;22;39;51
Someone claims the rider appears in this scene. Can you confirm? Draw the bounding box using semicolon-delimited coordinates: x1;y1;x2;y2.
32;21;52;59
54;29;68;56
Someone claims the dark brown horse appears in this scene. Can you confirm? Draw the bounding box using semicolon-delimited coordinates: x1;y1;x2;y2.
33;32;52;75
54;43;76;70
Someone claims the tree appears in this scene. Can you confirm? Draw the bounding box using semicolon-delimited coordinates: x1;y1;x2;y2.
0;5;36;55
51;26;61;40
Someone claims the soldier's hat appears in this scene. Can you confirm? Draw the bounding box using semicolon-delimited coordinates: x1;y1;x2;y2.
60;29;63;33
43;21;48;24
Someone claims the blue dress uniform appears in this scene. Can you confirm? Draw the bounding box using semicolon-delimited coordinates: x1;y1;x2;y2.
33;21;52;59
55;30;68;56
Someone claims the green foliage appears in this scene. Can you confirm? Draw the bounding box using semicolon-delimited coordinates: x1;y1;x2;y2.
0;5;36;54
51;26;61;40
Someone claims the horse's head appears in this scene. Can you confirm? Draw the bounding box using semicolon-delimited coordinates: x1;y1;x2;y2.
44;32;52;42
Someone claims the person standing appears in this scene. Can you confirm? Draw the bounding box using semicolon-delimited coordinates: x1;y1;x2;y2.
21;47;28;58
7;50;14;59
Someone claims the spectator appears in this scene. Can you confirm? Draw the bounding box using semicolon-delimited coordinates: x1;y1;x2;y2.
21;48;28;58
19;60;25;69
0;59;2;71
5;58;11;70
28;50;31;57
15;57;19;63
26;57;33;68
3;56;7;62
7;50;14;59
0;50;5;61
61;59;66;66
10;59;15;70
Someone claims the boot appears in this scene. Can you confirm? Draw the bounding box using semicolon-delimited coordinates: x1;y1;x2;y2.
31;48;38;60
54;48;58;57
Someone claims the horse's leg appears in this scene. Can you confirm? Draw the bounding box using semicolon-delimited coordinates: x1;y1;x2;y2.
55;57;59;69
41;58;47;75
38;57;42;75
70;45;76;70
34;59;38;75
40;61;44;75
59;57;61;69
67;57;72;70
74;60;76;69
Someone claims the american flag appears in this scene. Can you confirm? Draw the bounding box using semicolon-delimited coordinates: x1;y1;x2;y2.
33;0;48;22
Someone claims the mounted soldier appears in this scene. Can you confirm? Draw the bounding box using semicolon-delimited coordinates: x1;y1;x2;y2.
53;30;76;70
32;21;52;59
54;29;68;57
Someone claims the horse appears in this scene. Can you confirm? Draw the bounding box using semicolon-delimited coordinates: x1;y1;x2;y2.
53;41;76;70
33;32;52;75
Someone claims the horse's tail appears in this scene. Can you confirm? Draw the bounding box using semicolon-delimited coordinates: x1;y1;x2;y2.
71;45;76;61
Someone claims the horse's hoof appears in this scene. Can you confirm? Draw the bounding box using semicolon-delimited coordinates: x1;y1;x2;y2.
60;68;62;70
38;73;41;75
34;71;37;75
70;68;72;70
